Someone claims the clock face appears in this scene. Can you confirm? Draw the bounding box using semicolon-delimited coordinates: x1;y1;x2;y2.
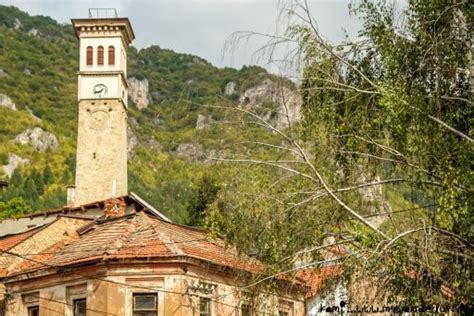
93;84;108;98
89;109;110;131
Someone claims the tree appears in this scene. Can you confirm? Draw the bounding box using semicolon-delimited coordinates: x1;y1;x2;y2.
0;197;31;219
210;0;473;310
187;173;221;226
42;164;54;185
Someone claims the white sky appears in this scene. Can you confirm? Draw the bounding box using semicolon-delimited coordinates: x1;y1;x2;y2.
0;0;364;75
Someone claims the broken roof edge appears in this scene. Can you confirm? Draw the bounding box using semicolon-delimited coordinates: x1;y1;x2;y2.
1;193;170;223
129;191;171;223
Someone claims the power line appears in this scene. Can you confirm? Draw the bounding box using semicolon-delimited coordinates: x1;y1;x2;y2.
21;295;117;315
362;203;438;219
1;248;283;316
9;237;210;257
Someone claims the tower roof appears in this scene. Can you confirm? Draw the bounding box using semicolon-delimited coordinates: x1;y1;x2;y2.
71;17;135;44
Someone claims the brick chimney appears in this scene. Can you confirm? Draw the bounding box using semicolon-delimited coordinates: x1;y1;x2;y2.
103;197;127;218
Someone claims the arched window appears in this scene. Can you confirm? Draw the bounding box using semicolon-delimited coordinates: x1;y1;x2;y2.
108;46;115;65
97;46;104;65
86;46;93;66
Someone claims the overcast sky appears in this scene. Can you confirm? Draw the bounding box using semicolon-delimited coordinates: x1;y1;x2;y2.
0;0;364;75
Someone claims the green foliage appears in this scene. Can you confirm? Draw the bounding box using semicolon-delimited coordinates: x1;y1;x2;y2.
187;173;221;226
0;5;290;223
296;0;473;306
0;197;31;219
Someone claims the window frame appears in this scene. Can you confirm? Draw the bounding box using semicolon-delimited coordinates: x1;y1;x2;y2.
27;306;39;316
132;293;158;316
97;46;104;65
199;297;211;316
241;303;252;316
108;46;115;65
86;46;93;66
73;298;87;316
278;299;294;316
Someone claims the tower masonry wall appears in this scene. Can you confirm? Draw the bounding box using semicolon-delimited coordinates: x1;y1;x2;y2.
74;99;128;206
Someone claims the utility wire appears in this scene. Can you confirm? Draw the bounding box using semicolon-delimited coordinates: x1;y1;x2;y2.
9;237;210;256
1;248;282;316
24;295;117;315
362;203;438;219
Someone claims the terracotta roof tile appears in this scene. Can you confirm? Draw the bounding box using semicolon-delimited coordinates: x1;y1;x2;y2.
12;212;260;275
0;226;43;251
297;265;342;298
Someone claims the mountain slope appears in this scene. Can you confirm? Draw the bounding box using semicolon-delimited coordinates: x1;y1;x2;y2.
0;5;299;223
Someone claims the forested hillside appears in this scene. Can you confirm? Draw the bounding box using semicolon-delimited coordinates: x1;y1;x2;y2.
0;5;296;223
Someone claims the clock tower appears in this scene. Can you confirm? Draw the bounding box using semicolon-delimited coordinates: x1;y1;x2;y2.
71;10;135;207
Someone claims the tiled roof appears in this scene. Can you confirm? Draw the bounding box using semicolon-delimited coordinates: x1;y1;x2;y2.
0;226;43;251
297;265;343;298
13;212;260;275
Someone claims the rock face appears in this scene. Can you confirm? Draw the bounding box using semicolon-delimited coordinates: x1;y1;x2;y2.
240;79;301;130
128;77;151;110
14;18;22;30
359;174;390;228
127;126;138;159
2;153;29;178
15;127;59;152
224;81;237;96
27;29;39;36
0;69;7;77
195;114;214;130
0;94;17;111
175;143;220;162
25;106;41;122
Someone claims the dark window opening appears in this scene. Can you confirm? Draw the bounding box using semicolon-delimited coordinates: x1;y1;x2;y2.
93;153;96;159
86;46;93;66
28;306;39;316
241;304;251;316
73;298;86;316
133;293;158;316
199;297;211;316
97;46;104;65
108;46;115;65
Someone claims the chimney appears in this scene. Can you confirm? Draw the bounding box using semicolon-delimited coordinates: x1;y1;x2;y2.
66;185;76;207
103;197;127;218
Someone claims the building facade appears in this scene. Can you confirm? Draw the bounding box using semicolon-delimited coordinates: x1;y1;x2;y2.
72;14;134;207
2;205;306;316
0;11;310;316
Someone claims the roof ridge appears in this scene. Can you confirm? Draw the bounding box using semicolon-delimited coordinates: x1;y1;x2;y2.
140;214;186;256
102;216;138;257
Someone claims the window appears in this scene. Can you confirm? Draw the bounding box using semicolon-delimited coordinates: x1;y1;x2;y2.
199;297;211;316
28;306;39;316
108;46;115;65
73;298;86;316
241;304;251;316
278;300;293;316
133;293;158;316
97;46;104;65
86;46;93;65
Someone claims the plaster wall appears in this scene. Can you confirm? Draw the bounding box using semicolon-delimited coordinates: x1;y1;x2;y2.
4;263;306;316
79;36;126;73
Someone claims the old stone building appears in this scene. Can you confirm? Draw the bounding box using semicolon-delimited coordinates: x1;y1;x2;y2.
0;10;311;316
1;201;307;315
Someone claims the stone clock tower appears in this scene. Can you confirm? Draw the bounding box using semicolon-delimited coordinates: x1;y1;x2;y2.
71;12;135;206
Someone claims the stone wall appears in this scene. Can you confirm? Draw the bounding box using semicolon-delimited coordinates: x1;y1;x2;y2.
74;99;128;206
